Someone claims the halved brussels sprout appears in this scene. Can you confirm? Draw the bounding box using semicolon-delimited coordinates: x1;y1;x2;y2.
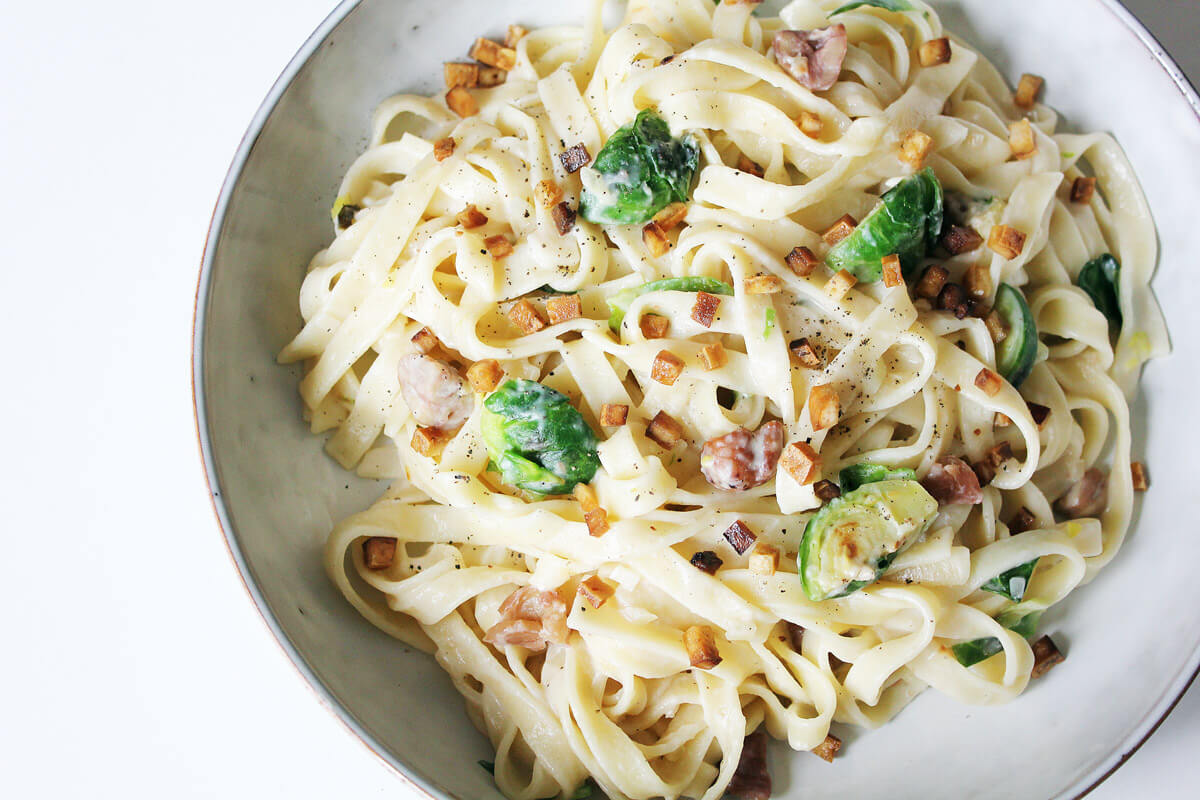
799;479;939;601
481;380;600;495
825;168;944;282
993;284;1038;388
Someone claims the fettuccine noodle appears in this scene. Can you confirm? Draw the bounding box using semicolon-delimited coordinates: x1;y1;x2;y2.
278;1;1168;798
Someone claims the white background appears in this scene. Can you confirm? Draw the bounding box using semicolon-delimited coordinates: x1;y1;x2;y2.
0;1;1195;797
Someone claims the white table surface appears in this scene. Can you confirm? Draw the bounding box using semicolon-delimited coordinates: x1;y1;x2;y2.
0;1;1195;796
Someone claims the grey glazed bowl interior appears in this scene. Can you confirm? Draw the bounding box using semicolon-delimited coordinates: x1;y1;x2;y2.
195;1;1200;798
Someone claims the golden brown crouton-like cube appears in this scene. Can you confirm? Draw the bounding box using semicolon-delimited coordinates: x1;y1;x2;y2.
584;509;610;537
1030;635;1065;678
574;482;600;513
881;254;903;288
988;225;1027;260
456;204;488;229
411;426;446;458
824;269;857;301
599;403;629;427
781;441;821;485
578;575;614;608
1010;119;1037;160
1071;176;1096;204
573;483;610;536
1131;461;1149;492
444;62;479;89
700;342;728;371
974;367;1003;397
798;111;823;139
790;338;823;369
813;479;841;502
1015;73;1044;110
508;299;546;334
808;384;841;431
643;221;671;257
1027;401;1051;429
918;37;952;67
745;274;784;295
469;37;517;71
812;734;842;763
477;66;507;88
691;291;722;327
546;294;582;325
684;625;722;670
411;327;439;354
559;143;591;173
822;214;858;246
534;179;563;208
964;263;992;299
943;225;984;255
647;410;684;448
433;137;456;162
485;234;513;259
651;350;685;386
466;359;504;393
737;154;764;178
994;412;1013;428
786;246;820;277
362;537;397;570
445;86;477;117
505;24;528;48
551;202;576;235
915;264;949;300
640;313;669;339
722;520;758;555
748;543;780;576
653;202;688;231
985;309;1009;344
899;129;935;169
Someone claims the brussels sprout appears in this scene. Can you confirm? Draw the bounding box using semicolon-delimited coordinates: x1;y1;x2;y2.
1077;253;1122;329
825;168;944;281
481;380;600;495
606;276;734;331
993;283;1038;388
799;479;939;601
838;463;918;493
580;109;699;226
831;0;915;14
981;558;1039;602
951;608;1043;667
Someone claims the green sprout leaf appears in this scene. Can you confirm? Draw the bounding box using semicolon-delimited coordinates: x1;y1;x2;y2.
982;558;1039;602
606;276;733;332
831;0;916;16
763;307;777;339
1077;253;1122;329
838;463;918;493
581;109;699;225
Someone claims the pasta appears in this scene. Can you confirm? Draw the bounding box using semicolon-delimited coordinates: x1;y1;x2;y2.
277;1;1169;798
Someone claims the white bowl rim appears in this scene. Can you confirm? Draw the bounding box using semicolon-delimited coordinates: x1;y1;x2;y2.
191;2;1200;798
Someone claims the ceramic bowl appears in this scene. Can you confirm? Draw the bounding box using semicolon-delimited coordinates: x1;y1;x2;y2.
194;1;1200;797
